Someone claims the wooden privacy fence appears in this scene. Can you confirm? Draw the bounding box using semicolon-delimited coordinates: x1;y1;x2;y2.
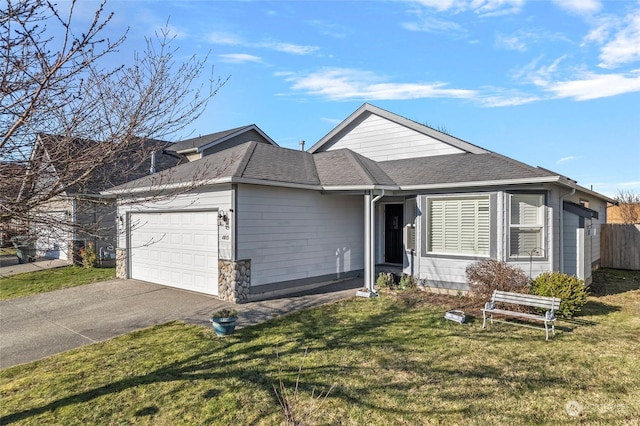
600;224;640;270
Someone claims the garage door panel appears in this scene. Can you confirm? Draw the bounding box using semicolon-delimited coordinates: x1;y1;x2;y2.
130;211;218;295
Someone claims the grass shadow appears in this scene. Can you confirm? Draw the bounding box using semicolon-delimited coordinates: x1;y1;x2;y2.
590;269;640;296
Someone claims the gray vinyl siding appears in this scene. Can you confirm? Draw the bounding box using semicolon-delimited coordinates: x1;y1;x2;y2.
563;210;579;276
564;191;606;268
326;114;464;161
236;184;364;287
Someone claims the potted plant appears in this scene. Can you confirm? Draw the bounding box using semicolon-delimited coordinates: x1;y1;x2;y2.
210;308;238;336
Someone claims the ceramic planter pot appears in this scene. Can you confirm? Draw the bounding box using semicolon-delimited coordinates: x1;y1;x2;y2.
210;316;237;336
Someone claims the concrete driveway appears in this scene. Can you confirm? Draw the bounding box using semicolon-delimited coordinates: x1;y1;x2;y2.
0;278;361;369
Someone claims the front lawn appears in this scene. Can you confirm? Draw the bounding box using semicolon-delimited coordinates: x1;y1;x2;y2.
1;270;639;425
0;266;116;300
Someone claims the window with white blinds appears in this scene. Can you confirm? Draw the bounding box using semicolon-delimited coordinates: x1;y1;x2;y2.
428;197;489;256
509;194;544;257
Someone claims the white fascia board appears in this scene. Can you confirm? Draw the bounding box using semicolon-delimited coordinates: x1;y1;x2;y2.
174;147;199;154
397;176;563;191
231;177;323;191
321;184;399;191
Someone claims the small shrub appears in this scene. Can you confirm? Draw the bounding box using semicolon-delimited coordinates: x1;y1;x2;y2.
531;272;589;318
465;259;530;302
398;275;415;290
376;272;395;289
80;243;97;269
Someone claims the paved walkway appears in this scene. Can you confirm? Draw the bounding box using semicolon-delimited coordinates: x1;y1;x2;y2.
0;255;69;277
0;277;362;369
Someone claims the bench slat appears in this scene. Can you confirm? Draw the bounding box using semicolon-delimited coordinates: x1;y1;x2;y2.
492;291;560;310
482;308;546;321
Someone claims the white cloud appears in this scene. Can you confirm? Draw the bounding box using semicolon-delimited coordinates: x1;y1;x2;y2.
153;24;188;40
598;11;640;68
551;0;602;15
260;41;318;55
401;17;464;34
545;70;640;100
321;117;343;125
207;31;243;46
206;32;318;55
409;0;524;16
496;32;528;51
282;68;477;101
218;53;262;64
479;93;540;107
557;156;576;164
469;0;525;17
308;20;350;39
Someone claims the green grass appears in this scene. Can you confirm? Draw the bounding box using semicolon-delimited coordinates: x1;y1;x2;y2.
0;266;116;300
0;247;16;256
1;270;639;425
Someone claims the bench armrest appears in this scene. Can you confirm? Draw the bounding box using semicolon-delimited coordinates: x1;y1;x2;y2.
545;310;556;321
484;301;495;310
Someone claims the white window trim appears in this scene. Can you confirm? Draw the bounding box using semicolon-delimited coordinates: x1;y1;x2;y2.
508;193;545;258
405;198;417;252
427;195;490;257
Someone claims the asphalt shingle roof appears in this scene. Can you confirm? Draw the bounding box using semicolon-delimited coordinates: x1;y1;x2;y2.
313;149;395;186
107;140;562;194
379;152;554;186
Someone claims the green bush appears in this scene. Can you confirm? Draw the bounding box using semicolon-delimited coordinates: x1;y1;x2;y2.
398;275;415;290
465;259;530;303
531;272;588;318
375;272;395;289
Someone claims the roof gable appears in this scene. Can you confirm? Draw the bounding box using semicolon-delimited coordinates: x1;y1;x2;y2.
165;125;277;156
308;103;487;161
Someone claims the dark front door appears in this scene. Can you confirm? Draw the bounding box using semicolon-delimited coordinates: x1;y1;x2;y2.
384;204;404;264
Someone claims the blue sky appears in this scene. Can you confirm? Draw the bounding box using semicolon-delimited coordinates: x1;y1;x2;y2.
73;0;639;197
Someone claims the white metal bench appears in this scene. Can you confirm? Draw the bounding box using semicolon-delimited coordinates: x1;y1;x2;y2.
482;290;561;340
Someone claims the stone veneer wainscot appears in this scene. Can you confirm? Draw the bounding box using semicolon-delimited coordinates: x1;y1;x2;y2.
218;259;251;303
115;248;127;279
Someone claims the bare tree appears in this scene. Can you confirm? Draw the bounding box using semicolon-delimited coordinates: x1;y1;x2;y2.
613;189;640;224
1;0;226;251
0;0;226;253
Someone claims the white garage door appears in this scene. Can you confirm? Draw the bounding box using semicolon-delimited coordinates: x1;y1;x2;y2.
129;211;219;295
36;211;69;260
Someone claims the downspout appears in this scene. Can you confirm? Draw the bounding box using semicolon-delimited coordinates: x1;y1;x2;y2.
559;187;576;273
367;189;384;292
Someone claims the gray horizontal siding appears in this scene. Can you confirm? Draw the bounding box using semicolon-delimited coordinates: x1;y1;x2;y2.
237;184;364;287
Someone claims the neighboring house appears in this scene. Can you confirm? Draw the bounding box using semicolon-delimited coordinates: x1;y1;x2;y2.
0;161;28;247
20;134;184;261
164;124;277;160
104;104;614;302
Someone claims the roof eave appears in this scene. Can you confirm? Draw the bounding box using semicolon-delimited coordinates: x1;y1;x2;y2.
397;176;563;191
556;180;616;204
